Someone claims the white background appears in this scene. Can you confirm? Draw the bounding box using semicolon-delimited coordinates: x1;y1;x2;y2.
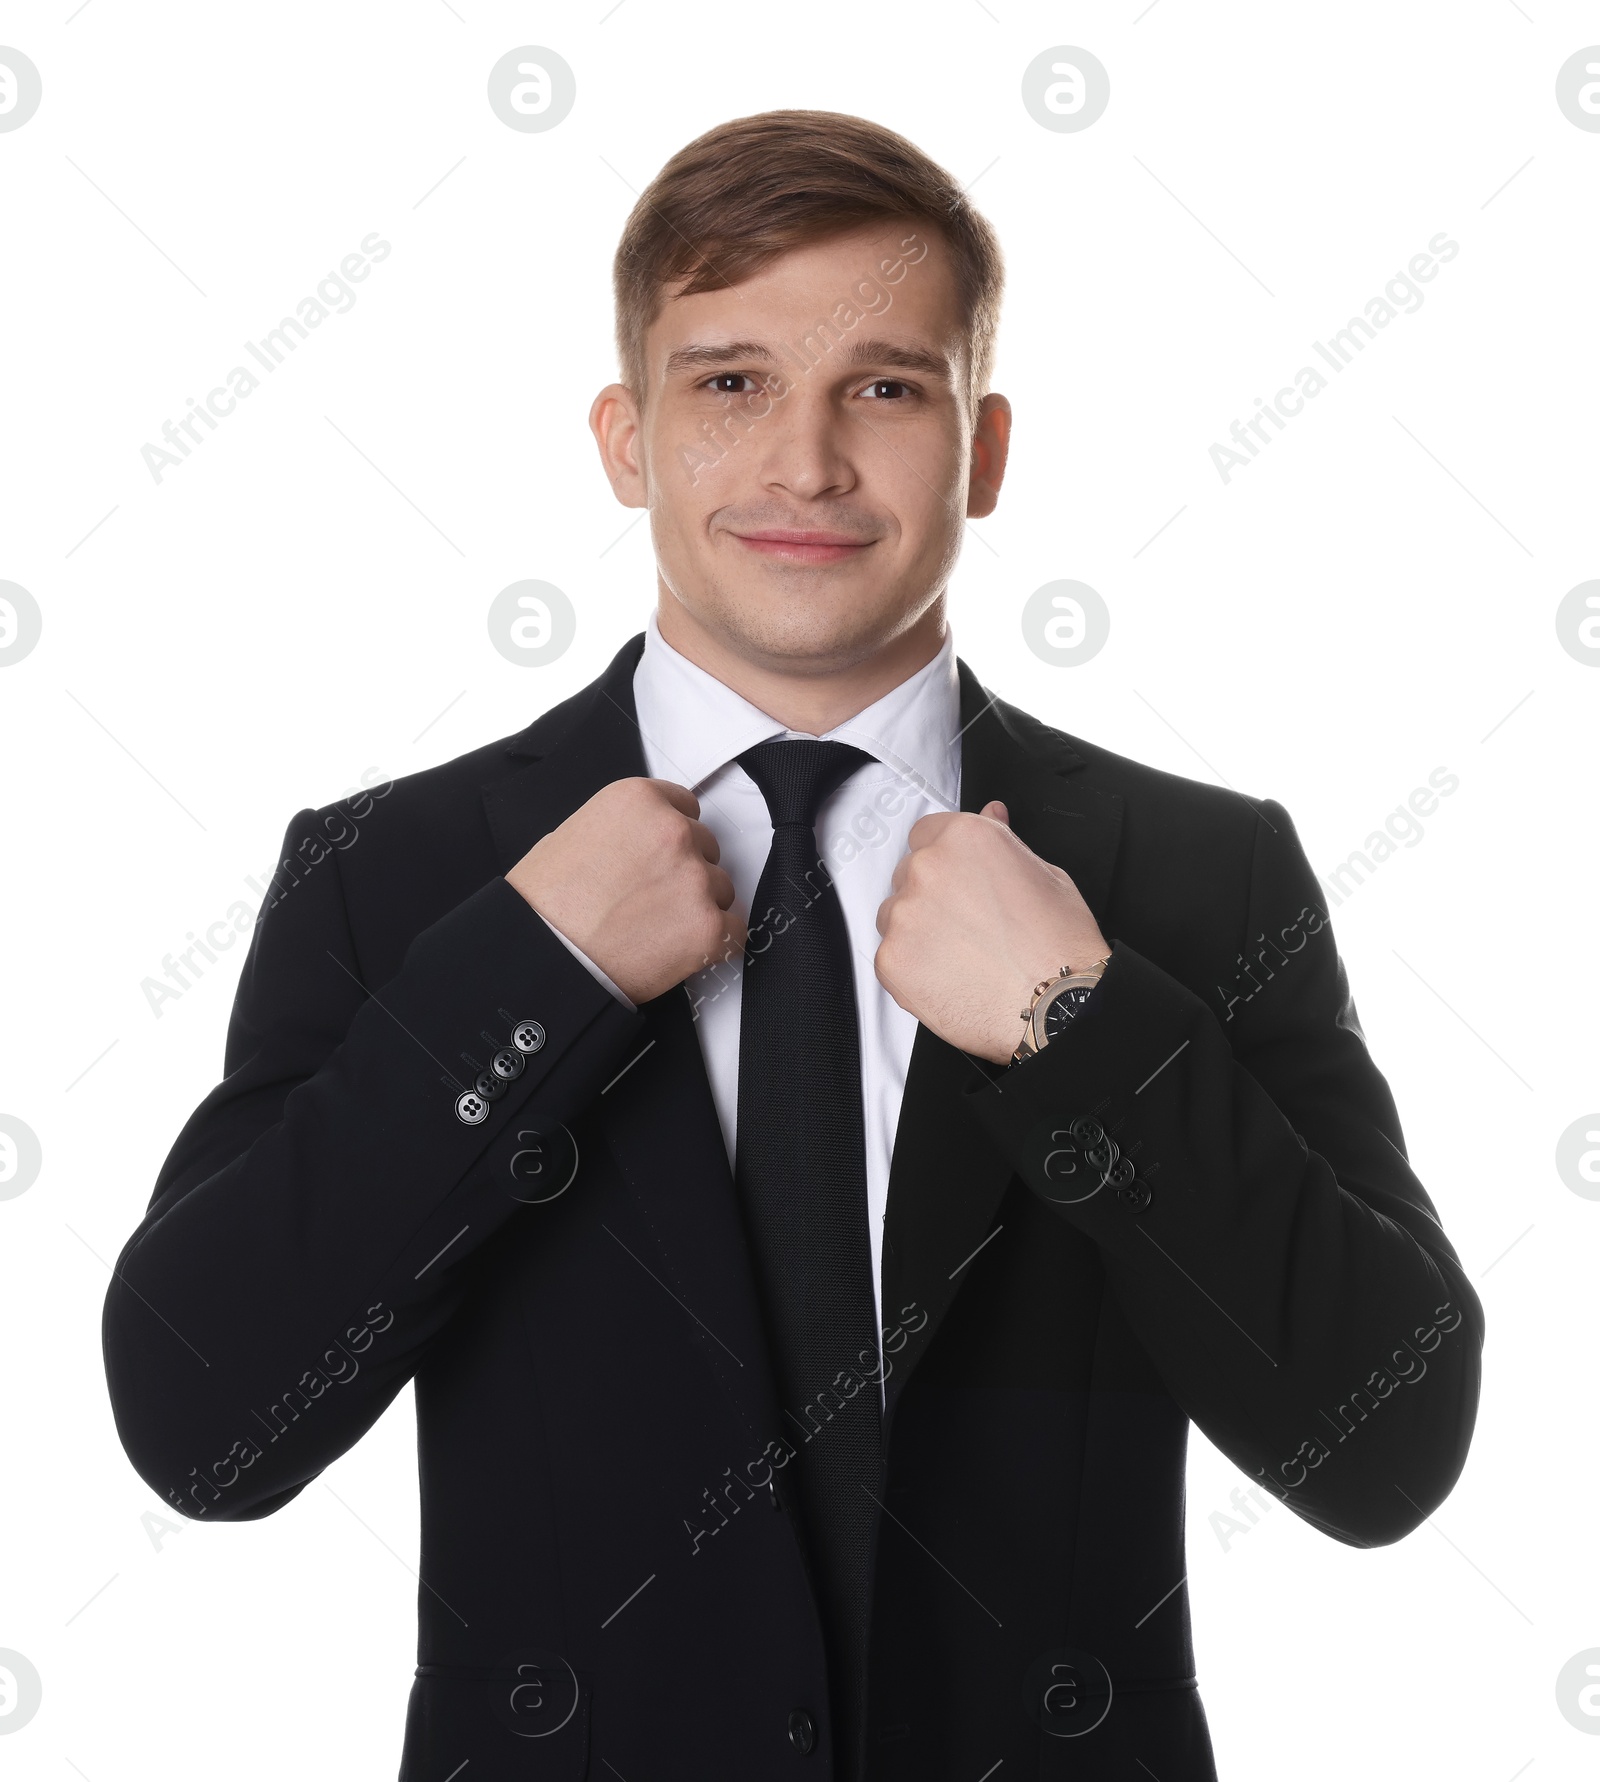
1;3;1597;1777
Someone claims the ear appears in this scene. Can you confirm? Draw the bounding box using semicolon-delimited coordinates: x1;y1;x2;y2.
589;382;649;508
966;393;1012;519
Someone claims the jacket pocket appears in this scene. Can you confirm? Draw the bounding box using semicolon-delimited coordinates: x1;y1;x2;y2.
401;1655;591;1780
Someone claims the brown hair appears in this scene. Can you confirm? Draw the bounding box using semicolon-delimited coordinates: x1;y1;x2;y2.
612;110;1004;421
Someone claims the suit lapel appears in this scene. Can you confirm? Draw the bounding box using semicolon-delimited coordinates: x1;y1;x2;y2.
481;635;789;1451
879;661;1124;1432
480;636;651;871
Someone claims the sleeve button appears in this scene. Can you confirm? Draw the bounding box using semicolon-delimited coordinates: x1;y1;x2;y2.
787;1708;816;1754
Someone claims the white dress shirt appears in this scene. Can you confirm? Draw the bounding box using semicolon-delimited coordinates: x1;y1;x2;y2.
541;612;962;1360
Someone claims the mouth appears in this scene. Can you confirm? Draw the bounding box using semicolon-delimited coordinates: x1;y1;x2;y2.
730;529;875;565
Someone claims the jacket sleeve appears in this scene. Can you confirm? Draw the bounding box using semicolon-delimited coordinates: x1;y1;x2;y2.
102;803;646;1522
965;796;1484;1547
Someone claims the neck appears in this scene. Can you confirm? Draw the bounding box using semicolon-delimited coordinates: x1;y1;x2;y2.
654;591;947;734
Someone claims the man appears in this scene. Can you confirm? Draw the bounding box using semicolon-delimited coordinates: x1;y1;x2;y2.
103;111;1483;1779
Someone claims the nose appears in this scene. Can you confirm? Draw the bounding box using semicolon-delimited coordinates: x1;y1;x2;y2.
746;382;859;503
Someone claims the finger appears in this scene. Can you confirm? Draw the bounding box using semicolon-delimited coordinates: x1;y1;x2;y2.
874;890;897;938
874;947;913;1013
980;798;1010;826
687;818;721;865
647;779;701;820
888;852;912;896
906;809;961;851
716;908;748;961
706;864;737;910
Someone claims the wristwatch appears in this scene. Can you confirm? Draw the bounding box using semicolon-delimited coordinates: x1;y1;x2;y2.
1011;953;1111;1064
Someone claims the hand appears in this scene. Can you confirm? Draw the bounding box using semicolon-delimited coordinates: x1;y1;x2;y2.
874;800;1109;1064
507;778;745;1003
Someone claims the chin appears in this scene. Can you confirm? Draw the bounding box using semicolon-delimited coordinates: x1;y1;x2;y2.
713;595;903;673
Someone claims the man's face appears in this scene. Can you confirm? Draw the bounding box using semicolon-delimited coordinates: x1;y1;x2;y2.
591;223;1010;676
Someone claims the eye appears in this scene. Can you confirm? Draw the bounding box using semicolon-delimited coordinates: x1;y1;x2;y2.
860;378;913;400
703;372;758;395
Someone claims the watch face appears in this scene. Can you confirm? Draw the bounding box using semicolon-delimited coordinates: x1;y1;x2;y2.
1040;982;1097;1042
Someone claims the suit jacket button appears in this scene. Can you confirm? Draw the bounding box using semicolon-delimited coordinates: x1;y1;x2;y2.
1084;1135;1118;1173
512;1020;546;1054
474;1070;505;1102
787;1709;816;1754
1118;1179;1152;1213
454;1091;488;1125
491;1047;525;1081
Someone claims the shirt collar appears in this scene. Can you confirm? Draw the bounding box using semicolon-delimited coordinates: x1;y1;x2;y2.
633;611;961;811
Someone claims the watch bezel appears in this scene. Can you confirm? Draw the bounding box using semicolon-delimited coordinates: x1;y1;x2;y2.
1029;969;1105;1049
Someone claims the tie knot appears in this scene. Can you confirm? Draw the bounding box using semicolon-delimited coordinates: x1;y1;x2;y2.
737;738;873;829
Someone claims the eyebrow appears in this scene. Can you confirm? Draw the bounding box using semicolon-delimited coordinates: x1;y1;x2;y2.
661;336;954;383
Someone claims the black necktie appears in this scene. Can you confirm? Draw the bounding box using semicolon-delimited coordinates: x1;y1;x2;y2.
734;738;883;1778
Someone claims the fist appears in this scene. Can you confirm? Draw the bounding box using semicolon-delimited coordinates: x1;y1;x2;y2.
507;778;745;1004
874;800;1109;1063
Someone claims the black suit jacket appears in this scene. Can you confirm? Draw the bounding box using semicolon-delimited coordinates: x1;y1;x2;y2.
102;634;1483;1779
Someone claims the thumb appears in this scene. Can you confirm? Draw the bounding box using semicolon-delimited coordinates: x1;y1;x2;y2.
980;799;1010;826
